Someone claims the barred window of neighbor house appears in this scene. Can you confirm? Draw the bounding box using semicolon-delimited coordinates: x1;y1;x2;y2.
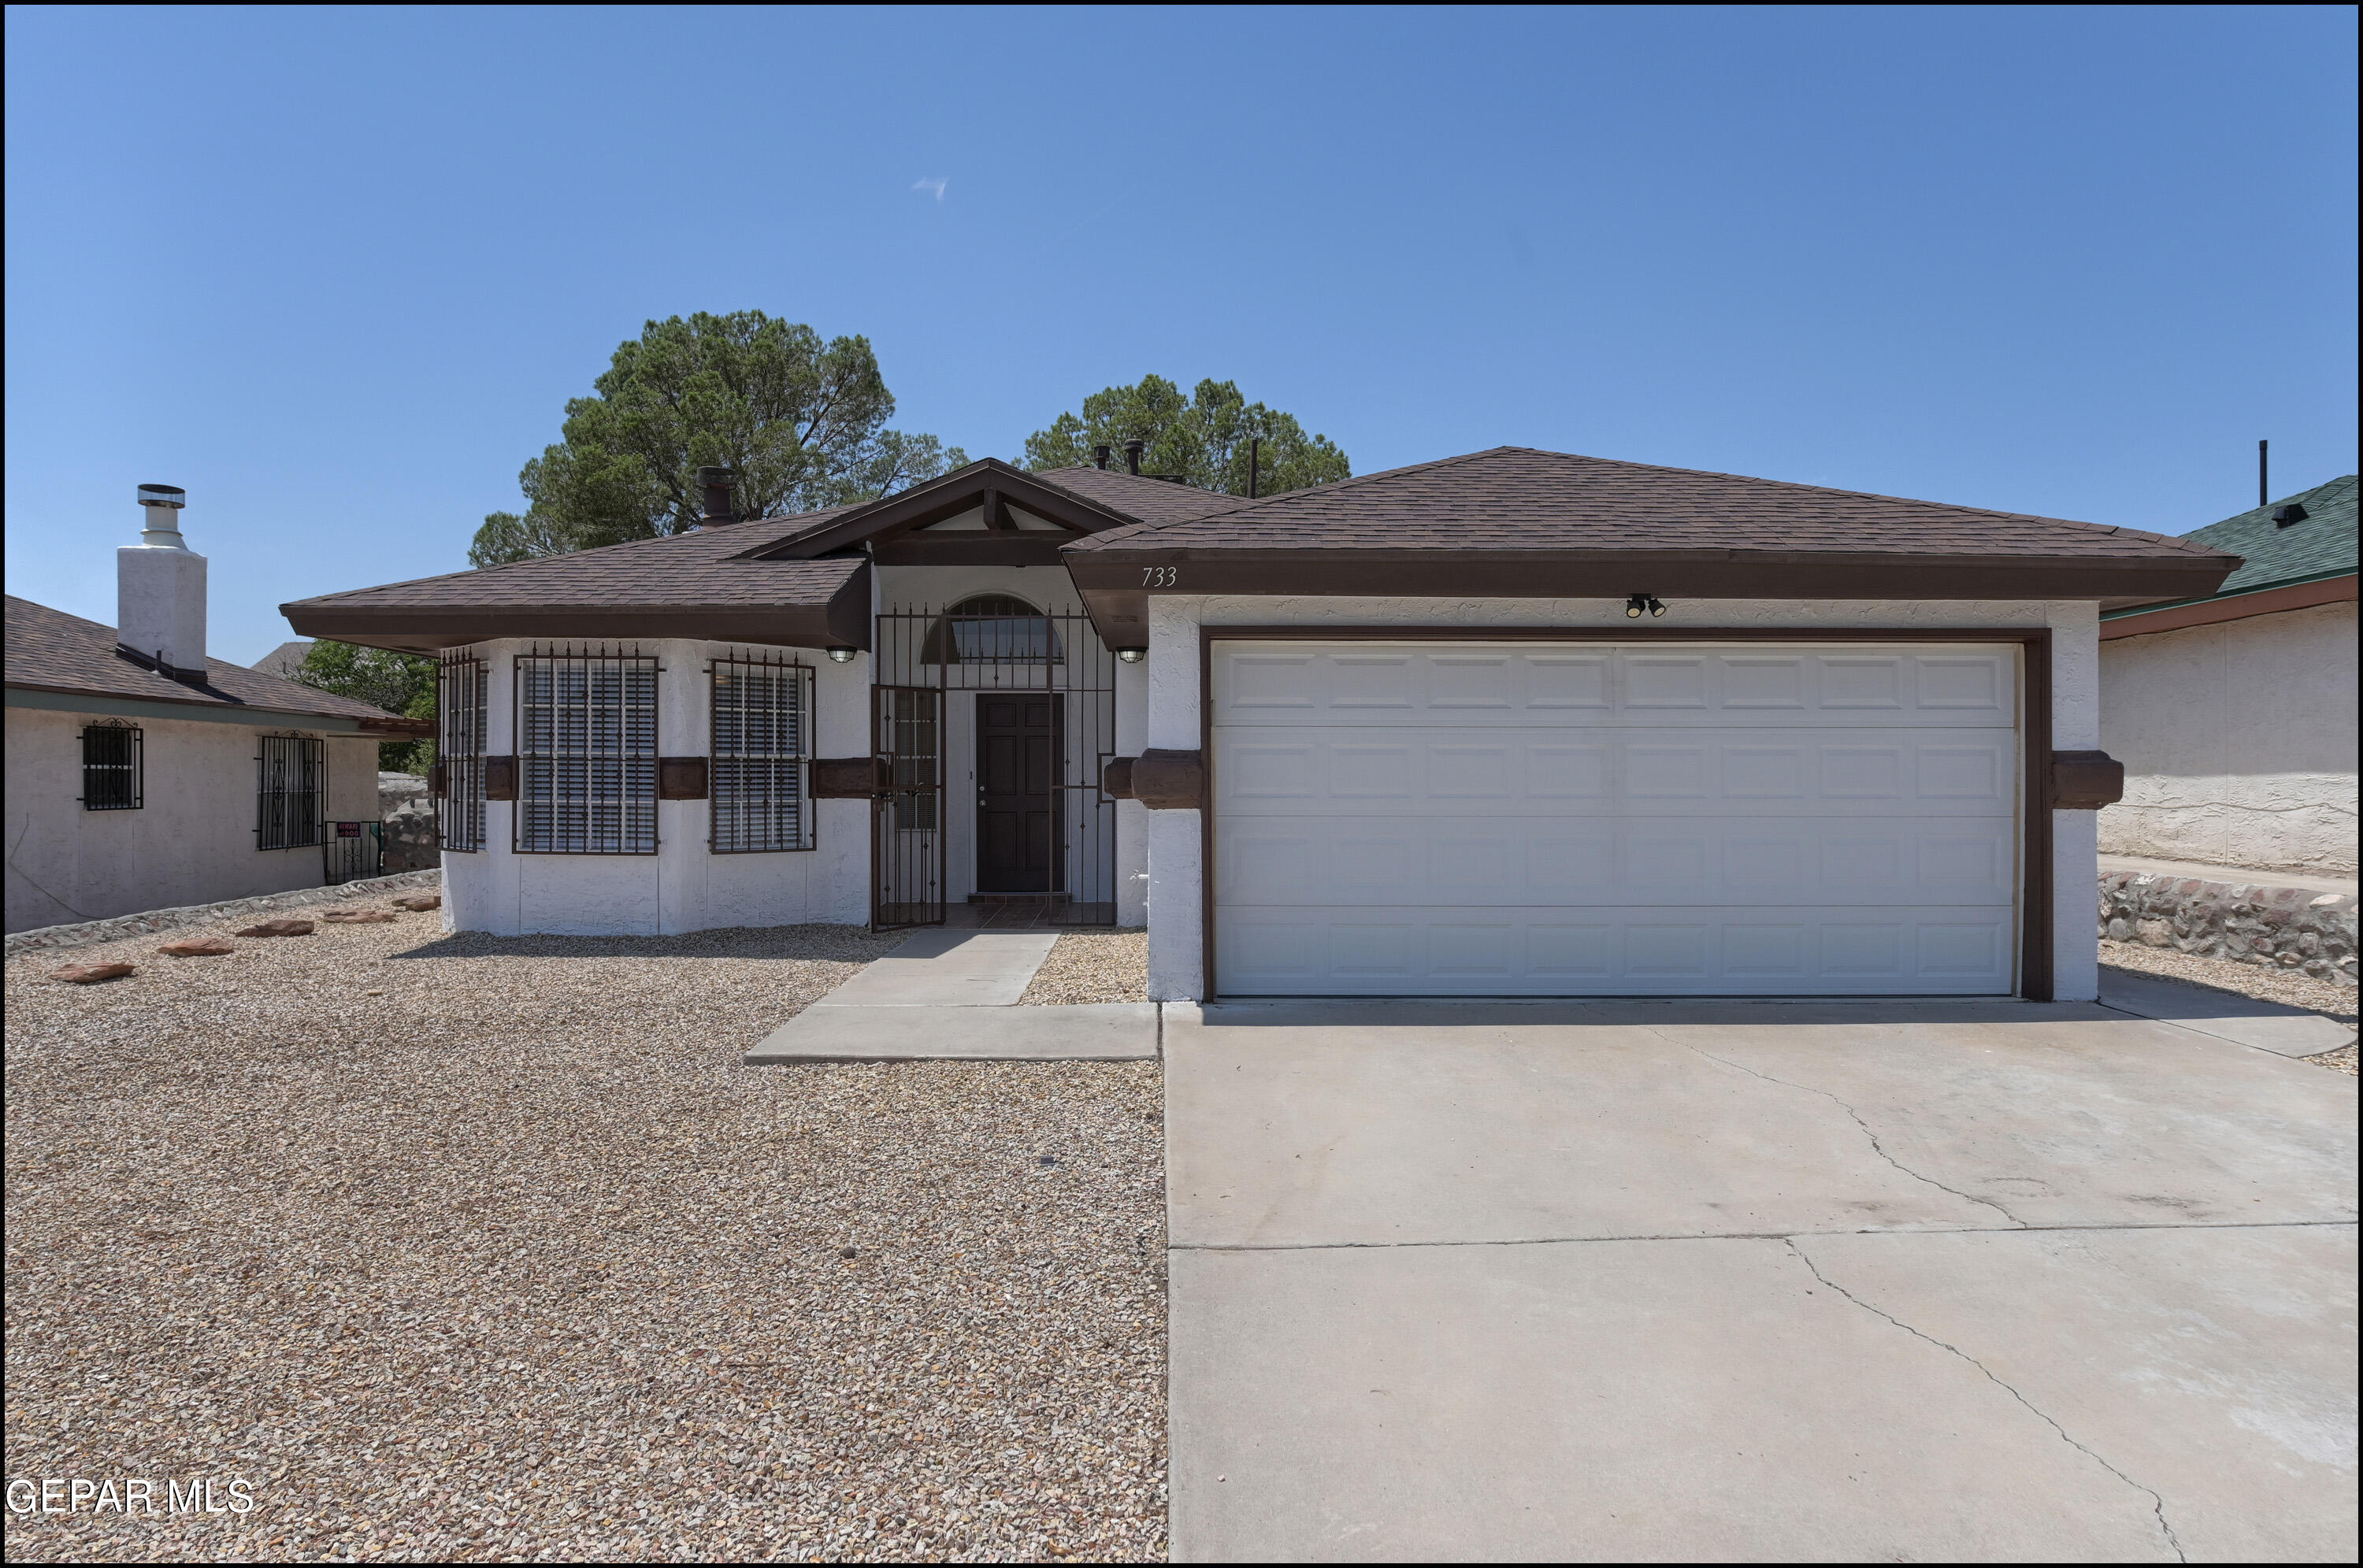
257;734;325;849
710;654;814;852
80;722;143;810
436;652;488;853
515;649;658;854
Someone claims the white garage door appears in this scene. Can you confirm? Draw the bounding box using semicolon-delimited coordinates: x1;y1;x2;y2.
1211;640;2022;996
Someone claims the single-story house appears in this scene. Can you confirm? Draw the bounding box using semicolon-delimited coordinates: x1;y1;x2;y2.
284;447;2237;1002
2098;475;2357;876
6;487;432;933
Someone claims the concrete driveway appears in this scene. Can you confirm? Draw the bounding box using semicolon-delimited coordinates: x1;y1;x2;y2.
1164;998;2357;1562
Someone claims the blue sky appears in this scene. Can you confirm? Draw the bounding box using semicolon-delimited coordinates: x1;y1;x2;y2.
6;5;2355;664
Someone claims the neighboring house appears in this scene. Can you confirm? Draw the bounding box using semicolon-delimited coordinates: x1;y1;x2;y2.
2098;476;2358;876
5;488;432;933
284;448;2235;1003
252;638;314;680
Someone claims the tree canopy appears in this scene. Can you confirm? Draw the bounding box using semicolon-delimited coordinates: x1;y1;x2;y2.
470;312;966;566
1021;375;1349;496
295;641;437;772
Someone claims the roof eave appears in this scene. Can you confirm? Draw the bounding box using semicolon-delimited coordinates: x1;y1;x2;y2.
1060;548;2238;647
284;582;873;655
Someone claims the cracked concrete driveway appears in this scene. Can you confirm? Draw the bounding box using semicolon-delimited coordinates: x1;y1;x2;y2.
1165;999;2357;1562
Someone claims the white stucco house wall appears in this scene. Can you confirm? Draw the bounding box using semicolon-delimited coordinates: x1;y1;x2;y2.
5;489;428;933
285;448;2236;1003
2098;475;2357;875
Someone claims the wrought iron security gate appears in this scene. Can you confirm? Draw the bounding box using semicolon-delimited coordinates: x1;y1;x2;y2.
870;602;1117;929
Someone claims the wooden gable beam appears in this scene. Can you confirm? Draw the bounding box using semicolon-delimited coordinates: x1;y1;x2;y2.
748;458;1139;559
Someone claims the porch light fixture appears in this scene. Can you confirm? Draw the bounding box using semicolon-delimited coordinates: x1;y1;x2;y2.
825;647;858;664
1625;594;1667;619
1115;647;1147;664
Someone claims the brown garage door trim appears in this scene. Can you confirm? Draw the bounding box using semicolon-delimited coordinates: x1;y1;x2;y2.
1197;625;2056;1002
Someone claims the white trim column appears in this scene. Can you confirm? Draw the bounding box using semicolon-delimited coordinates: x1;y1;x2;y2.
1146;596;1206;999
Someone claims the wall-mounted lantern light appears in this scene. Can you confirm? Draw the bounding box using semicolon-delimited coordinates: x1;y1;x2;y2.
1115;647;1148;664
825;647;859;664
1624;594;1667;619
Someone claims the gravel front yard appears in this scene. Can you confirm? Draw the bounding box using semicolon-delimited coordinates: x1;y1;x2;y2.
2101;937;2358;1074
1019;932;1149;1006
5;913;1167;1562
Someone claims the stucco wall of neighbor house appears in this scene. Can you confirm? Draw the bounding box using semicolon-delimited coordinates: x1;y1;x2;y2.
1143;596;2104;1003
5;706;377;932
437;638;870;936
2098;600;2359;875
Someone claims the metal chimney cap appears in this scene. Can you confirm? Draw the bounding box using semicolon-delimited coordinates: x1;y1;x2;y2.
696;465;735;485
137;484;186;509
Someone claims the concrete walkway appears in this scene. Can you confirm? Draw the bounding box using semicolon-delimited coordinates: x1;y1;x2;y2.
744;929;1158;1063
2100;966;2355;1057
1165;998;2357;1562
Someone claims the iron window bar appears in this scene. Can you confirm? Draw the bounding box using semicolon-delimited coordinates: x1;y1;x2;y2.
79;721;143;810
710;651;815;852
257;733;325;850
514;645;659;854
436;651;489;853
323;821;384;884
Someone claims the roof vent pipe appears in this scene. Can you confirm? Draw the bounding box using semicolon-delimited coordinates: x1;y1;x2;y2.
697;465;736;525
1123;439;1144;476
120;484;208;684
1092;444;1111;471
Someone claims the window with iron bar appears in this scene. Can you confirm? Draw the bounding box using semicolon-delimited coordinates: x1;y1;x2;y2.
437;652;488;853
80;722;143;810
515;649;658;854
257;734;325;849
710;655;814;852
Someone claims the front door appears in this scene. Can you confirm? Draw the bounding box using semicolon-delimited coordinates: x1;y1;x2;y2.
975;693;1062;892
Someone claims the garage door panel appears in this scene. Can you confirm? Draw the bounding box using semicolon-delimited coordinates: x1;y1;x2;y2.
1214;907;2016;995
1217;817;2016;906
1215;728;2017;816
1211;644;2016;727
1211;639;2021;998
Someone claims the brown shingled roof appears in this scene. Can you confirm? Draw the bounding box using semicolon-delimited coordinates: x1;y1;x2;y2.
291;509;862;611
281;509;870;654
1030;465;1247;525
1067;447;2234;561
1056;447;2241;646
6;595;417;727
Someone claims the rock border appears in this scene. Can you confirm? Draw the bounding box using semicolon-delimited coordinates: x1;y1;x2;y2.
2098;869;2358;988
5;870;443;960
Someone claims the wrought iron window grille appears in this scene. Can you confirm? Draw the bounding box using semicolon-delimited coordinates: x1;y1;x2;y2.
256;732;326;850
514;645;660;855
919;595;1067;665
324;821;384;884
709;651;815;853
79;721;143;810
436;651;489;853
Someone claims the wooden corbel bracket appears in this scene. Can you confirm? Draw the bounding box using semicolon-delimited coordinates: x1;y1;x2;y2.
2050;750;2126;810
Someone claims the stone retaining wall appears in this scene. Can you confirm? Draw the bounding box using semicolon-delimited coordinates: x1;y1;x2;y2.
4;870;443;959
2099;870;2358;988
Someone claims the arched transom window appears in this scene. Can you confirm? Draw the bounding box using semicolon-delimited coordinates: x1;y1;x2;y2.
921;595;1064;665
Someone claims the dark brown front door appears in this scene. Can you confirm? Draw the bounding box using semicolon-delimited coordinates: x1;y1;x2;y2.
975;693;1061;892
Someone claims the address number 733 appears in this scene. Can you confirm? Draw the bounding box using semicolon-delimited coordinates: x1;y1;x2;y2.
1141;566;1179;587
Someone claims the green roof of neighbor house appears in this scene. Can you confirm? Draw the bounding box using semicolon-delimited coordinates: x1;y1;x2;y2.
2102;474;2357;618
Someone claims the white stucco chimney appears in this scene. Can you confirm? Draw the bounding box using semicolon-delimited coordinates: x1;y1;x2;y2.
118;484;208;681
